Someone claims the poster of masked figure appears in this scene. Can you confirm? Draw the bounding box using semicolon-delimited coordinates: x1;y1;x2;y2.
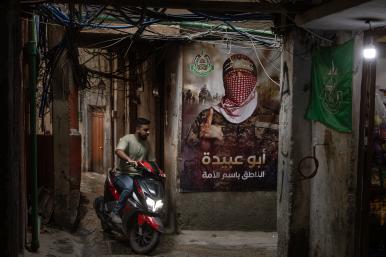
181;42;280;192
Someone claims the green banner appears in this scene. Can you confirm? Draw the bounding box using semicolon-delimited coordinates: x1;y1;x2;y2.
306;40;354;133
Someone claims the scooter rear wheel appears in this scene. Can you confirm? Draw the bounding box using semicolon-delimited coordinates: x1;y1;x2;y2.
128;223;160;254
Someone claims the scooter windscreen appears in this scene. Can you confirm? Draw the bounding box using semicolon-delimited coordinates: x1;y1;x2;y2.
137;178;164;213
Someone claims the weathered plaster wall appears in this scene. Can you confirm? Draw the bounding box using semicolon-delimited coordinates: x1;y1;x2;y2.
165;45;277;231
114;55;127;160
277;30;312;257
163;45;182;230
52;49;79;227
376;46;386;89
308;32;362;257
78;49;113;173
277;31;362;257
137;55;158;156
176;191;277;230
0;1;24;254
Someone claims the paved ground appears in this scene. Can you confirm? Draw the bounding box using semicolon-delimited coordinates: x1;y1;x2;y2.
24;172;277;257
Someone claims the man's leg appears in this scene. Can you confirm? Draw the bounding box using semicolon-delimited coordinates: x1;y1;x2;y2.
110;174;133;223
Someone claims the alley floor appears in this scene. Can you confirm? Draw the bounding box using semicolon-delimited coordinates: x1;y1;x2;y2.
25;172;277;257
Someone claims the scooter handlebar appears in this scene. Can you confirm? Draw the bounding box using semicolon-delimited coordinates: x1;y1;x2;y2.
125;161;166;178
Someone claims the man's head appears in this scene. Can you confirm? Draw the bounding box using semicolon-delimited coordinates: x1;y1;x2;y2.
135;117;151;140
222;54;257;106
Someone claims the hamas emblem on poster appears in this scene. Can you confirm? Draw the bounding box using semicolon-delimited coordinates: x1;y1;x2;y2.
322;61;342;114
190;50;214;77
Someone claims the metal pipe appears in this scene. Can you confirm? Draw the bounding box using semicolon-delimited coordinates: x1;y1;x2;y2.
109;52;115;168
27;15;39;252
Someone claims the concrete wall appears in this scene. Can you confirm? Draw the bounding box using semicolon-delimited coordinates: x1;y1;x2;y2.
114;55;127;159
163;45;181;230
78;49;113;172
308;32;361;257
137;54;158;156
52;49;80;227
277;30;363;257
164;45;277;231
0;0;24;254
376;45;386;89
277;30;312;257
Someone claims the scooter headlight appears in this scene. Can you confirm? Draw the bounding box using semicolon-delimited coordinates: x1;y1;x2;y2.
145;197;163;212
155;200;163;211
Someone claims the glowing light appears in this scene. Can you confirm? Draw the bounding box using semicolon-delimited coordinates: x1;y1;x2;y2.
363;44;377;59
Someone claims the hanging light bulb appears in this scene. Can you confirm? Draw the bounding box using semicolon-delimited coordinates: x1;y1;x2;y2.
363;43;377;59
363;20;377;60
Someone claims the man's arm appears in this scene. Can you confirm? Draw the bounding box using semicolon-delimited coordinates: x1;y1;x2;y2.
199;108;223;141
115;149;138;166
115;136;138;166
186;108;223;147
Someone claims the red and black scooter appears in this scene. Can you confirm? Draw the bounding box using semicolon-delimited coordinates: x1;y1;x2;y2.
94;161;166;254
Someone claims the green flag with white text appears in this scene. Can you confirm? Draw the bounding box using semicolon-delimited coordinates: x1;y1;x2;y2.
306;40;353;132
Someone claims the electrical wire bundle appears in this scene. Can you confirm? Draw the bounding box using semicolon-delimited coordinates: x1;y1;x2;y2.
25;2;285;130
31;3;280;47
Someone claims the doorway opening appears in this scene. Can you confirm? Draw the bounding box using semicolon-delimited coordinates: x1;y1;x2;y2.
90;108;105;173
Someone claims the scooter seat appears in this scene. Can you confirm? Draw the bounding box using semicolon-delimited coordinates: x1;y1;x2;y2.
108;169;131;193
109;169;116;179
107;169;116;186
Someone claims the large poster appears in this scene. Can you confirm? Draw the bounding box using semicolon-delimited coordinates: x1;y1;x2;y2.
180;43;280;192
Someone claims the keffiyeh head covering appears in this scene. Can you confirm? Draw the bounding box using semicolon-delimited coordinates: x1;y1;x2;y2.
213;54;258;124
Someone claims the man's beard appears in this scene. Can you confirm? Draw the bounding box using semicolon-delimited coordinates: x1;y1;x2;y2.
138;134;148;140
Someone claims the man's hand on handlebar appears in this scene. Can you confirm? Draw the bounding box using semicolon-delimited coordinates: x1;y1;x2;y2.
126;159;138;167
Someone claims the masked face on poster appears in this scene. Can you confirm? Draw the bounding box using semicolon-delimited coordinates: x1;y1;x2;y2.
214;54;258;123
182;46;279;192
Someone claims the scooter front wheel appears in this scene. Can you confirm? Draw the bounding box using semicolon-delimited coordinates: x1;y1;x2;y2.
128;223;160;254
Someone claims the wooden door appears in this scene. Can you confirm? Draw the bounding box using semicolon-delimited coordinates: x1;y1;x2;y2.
91;111;104;173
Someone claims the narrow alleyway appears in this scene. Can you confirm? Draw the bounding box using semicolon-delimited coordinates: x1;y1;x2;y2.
24;171;277;257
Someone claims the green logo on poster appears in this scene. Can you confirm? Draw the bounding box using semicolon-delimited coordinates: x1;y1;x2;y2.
190;50;214;77
322;61;342;114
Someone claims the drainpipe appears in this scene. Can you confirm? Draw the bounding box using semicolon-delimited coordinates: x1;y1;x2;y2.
109;53;115;168
27;15;39;252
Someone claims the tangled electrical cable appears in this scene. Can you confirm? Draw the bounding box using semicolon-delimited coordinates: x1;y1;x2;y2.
38;29;89;118
31;3;280;47
29;2;284;129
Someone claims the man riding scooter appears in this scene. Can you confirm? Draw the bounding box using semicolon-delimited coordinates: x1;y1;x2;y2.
110;117;155;224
